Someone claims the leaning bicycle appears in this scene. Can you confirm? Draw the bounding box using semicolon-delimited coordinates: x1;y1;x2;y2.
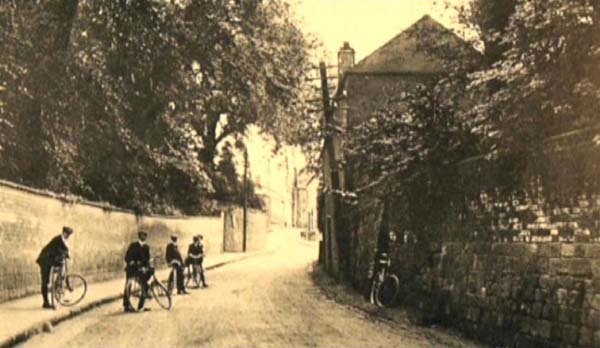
124;265;172;311
49;258;87;308
369;252;400;308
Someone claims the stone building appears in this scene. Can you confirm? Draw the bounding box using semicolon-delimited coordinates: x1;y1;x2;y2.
335;15;466;127
320;15;474;280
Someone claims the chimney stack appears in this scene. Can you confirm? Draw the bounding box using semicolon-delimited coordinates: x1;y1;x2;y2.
337;41;355;80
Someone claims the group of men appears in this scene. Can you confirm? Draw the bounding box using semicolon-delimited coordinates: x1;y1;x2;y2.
36;226;208;312
165;233;208;295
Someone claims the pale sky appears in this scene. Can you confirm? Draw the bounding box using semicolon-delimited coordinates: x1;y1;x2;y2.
292;0;471;63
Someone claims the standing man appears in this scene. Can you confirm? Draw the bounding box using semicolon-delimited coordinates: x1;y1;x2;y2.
166;235;188;295
187;234;208;288
36;226;73;309
123;230;153;312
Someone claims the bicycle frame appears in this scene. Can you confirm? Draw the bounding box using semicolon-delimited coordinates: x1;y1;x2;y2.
51;260;69;291
374;253;391;279
50;258;88;307
369;252;399;307
187;263;202;284
52;259;67;275
188;263;202;276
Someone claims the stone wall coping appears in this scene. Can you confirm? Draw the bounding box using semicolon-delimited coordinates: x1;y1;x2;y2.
0;178;134;214
0;179;226;219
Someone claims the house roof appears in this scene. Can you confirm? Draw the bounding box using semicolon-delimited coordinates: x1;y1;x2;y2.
349;15;465;75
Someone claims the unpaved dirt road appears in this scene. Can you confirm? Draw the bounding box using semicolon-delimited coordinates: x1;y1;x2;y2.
19;229;476;348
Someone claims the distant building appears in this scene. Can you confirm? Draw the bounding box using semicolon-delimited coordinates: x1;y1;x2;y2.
242;127;318;230
292;167;318;234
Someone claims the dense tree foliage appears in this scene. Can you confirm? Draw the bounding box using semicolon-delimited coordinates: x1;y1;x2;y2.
467;0;600;152
212;141;263;209
346;65;479;240
0;0;83;192
462;0;516;65
0;0;312;214
344;0;600;239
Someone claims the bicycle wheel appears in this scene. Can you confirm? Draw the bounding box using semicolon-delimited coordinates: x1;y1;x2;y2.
375;274;400;308
369;279;377;305
150;279;172;310
167;269;176;295
125;278;144;312
49;268;59;309
186;265;201;289
56;274;87;306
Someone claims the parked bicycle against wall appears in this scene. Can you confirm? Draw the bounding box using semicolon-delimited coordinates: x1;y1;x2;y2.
369;252;400;308
49;257;87;308
124;258;171;311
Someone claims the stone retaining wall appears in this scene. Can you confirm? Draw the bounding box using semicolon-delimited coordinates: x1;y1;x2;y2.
348;186;600;347
389;240;600;347
342;124;600;347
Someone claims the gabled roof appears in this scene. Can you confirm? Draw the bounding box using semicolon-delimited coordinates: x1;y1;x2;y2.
349;15;465;75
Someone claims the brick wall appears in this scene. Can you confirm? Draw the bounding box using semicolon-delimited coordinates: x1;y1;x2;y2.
0;180;224;303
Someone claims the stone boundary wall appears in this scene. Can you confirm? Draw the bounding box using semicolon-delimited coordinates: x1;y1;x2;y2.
342;123;600;347
0;180;223;303
344;187;600;348
388;240;600;347
351;188;600;348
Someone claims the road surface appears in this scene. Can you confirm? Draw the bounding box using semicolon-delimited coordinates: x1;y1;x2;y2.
19;229;472;348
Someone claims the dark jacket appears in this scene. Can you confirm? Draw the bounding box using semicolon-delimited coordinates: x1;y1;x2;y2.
187;243;204;259
165;242;183;264
125;241;150;267
37;235;69;265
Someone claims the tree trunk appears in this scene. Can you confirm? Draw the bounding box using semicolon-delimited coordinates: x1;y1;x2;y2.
26;0;80;187
199;112;223;165
52;0;80;51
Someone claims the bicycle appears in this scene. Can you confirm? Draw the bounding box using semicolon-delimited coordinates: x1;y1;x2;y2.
185;261;204;289
49;258;87;308
369;252;400;308
124;262;172;311
167;262;184;295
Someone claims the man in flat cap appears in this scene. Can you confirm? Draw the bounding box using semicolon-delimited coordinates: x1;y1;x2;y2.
166;235;188;295
123;230;153;312
36;226;73;309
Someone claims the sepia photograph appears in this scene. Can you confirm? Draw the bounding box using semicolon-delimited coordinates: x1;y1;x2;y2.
0;0;598;347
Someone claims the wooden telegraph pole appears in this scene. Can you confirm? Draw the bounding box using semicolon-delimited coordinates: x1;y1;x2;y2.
242;146;248;252
318;61;341;274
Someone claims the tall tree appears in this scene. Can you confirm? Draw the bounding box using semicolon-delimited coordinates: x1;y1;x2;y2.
179;0;314;165
0;0;313;214
467;0;600;152
0;0;83;191
462;0;517;64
